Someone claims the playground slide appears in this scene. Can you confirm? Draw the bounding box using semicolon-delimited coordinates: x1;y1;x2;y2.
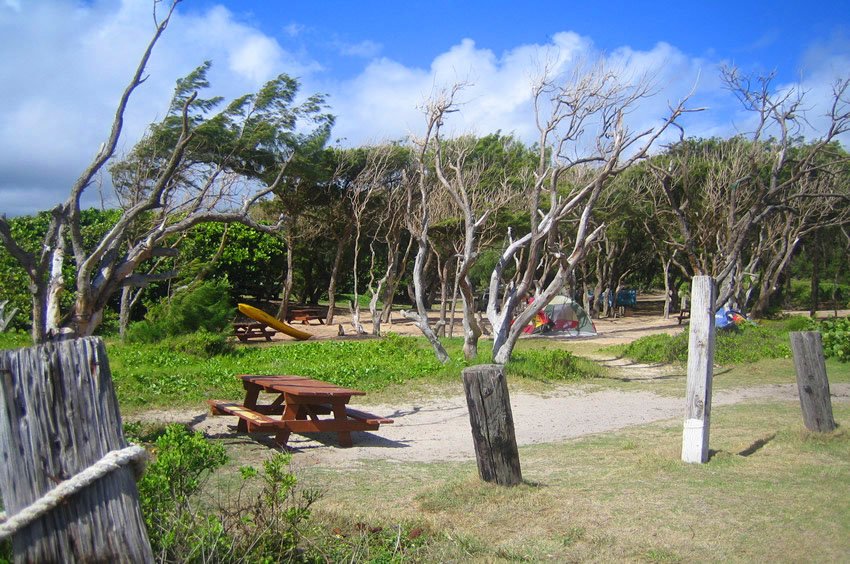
237;303;313;341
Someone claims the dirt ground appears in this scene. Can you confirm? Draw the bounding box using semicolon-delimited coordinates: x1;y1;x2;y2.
132;300;850;467
245;300;685;346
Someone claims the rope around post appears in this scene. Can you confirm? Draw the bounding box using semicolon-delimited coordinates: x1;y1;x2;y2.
0;444;147;541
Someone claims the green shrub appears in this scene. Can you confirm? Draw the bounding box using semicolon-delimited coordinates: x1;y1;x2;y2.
817;317;850;362
622;333;688;363
135;425;228;555
127;279;234;343
167;330;234;357
131;424;318;562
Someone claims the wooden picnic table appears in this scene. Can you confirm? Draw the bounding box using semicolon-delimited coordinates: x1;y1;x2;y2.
285;306;327;325
233;321;276;342
209;375;392;448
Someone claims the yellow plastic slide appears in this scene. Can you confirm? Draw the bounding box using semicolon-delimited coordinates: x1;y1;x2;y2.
237;303;313;341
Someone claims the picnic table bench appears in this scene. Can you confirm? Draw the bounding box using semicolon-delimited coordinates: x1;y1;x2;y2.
233;321;277;342
208;375;392;448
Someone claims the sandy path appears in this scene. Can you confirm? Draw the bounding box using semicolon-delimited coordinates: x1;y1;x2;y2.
135;381;850;468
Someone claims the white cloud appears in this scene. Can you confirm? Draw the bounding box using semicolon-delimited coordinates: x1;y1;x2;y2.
282;22;304;38
0;0;321;215
1;2;847;217
229;35;285;83
337;39;382;58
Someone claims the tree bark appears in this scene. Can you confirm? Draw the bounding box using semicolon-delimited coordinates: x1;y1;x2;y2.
0;337;152;562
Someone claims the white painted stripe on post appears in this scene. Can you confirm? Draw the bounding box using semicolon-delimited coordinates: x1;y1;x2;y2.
681;418;708;464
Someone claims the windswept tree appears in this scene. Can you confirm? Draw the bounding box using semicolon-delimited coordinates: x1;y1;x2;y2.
0;1;332;342
645;69;850;311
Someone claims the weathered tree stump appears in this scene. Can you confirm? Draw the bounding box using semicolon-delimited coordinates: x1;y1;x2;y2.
790;331;836;433
462;364;522;486
681;276;716;464
0;337;152;562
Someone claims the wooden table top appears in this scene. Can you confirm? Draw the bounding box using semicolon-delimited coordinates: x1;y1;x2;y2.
239;374;366;397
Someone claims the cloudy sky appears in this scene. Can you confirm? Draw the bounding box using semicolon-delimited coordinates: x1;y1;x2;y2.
1;0;848;215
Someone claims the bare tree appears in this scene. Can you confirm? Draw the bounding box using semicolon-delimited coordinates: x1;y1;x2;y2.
483;61;694;363
403;92;459;363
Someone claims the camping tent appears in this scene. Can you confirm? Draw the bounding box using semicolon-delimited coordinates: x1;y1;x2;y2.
522;296;597;337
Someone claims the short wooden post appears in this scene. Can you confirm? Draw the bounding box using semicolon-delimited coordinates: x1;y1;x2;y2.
681;276;716;464
462;364;522;486
790;331;836;433
0;337;153;562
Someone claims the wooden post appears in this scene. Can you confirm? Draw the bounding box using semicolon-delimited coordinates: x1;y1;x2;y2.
462;364;522;486
0;337;153;562
790;331;836;433
681;276;716;464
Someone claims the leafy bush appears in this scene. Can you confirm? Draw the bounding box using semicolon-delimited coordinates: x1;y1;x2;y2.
127;279;234;343
622;333;688;363
134;424;228;556
168;331;234;357
130;424;318;562
816;317;850;362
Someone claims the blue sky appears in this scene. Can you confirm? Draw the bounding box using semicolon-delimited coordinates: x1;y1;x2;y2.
1;0;848;215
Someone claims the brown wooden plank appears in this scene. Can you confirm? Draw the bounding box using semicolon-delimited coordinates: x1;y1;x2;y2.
239;374;366;396
207;400;279;429
281;419;380;433
344;407;394;425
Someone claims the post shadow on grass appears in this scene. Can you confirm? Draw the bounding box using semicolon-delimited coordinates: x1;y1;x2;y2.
704;433;777;461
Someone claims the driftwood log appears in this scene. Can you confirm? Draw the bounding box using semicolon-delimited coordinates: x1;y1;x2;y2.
0;337;152;562
790;331;836;433
462;364;522;486
681;276;716;464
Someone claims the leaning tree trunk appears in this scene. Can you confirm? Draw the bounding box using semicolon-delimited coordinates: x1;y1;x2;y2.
810;242;821;317
0;337;152;562
326;229;350;325
276;228;295;322
408;237;449;363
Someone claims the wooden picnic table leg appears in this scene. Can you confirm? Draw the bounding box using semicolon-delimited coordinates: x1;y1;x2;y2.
274;394;305;448
239;381;262;432
330;397;353;448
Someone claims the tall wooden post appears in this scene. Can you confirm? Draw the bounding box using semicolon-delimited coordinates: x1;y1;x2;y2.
681;276;716;464
462;364;522;486
0;337;153;562
790;331;836;433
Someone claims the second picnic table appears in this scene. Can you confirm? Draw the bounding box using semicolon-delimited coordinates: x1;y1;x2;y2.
209;375;393;448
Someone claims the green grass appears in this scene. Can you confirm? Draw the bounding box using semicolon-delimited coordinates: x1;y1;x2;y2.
294;401;850;561
107;333;599;410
